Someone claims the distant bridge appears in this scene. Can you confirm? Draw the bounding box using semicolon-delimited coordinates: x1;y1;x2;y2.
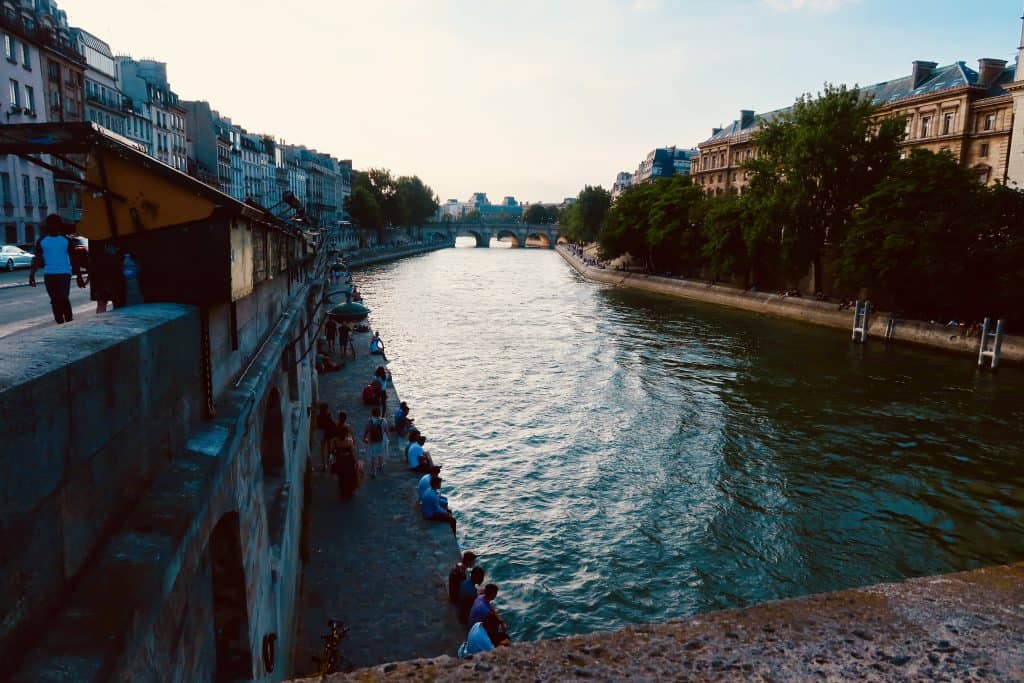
413;223;566;248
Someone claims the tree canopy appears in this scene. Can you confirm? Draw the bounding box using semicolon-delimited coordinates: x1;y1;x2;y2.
562;185;611;241
344;168;439;240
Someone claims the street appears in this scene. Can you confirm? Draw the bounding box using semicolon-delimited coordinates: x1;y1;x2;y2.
0;271;93;339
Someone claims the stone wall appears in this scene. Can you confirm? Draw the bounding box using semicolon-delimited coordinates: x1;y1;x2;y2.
558;246;1023;364
7;280;319;680
0;304;205;671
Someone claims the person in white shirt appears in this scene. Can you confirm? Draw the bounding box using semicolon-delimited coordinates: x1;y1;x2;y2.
28;214;85;324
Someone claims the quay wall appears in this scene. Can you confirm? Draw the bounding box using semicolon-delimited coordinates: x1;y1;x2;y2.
558;246;1024;364
295;561;1024;681
7;273;320;681
0;304;205;671
345;241;452;268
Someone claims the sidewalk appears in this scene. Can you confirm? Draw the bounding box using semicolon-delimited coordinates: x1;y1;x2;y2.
294;328;466;674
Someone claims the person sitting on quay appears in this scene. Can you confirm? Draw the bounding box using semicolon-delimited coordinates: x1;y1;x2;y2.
468;584;511;646
458;613;500;658
394;401;414;436
316;353;342;374
404;428;421;464
448;550;477;603
421;475;456;536
369;330;388;361
362;407;387;477
418;464;443;501
458;566;486;623
407;433;436;472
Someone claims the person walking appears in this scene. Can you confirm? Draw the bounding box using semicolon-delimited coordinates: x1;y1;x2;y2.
325;318;338;353
338;322;353;358
28;214;85;324
362;407;386;477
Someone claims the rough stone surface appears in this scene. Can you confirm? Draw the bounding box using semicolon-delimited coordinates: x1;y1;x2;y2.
557;246;1024;364
294;321;465;676
291;562;1024;682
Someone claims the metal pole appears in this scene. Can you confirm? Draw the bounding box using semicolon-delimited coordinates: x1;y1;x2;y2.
977;318;991;367
991;319;1006;370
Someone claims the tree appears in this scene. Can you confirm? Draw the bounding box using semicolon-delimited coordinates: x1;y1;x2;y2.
395;175;439;226
644;176;705;273
836;149;984;319
598;182;660;265
700;194;751;284
344;185;383;234
523;203;549;224
563;185;611;242
748;84;904;292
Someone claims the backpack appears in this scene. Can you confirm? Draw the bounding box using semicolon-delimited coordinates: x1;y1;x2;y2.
362;383;378;405
367;419;383;443
448;564;467;603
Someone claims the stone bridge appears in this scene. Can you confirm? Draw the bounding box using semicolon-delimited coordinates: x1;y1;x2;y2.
413;223;565;248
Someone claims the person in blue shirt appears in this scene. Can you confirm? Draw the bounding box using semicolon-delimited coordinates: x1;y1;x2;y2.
468;583;498;627
407;434;436;472
458;618;495;658
393;401;413;436
420;475;456;536
418;465;442;501
458;567;485;623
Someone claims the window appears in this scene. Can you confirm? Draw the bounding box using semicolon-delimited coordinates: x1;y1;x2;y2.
943;112;953;135
8;79;19;107
24;85;33;112
36;177;45;208
981;143;989;158
4;35;14;61
24;224;34;242
5;224;15;244
920;116;931;137
22;175;31;206
985;114;995;131
0;173;10;205
48;61;59;82
978;169;990;185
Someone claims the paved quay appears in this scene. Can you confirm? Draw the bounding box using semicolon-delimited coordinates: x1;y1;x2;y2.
294;322;466;675
292;561;1024;682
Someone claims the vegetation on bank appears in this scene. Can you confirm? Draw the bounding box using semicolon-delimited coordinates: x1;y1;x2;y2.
568;85;1024;325
345;169;439;241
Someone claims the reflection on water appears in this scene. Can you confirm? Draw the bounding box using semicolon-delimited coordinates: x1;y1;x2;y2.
354;248;1024;642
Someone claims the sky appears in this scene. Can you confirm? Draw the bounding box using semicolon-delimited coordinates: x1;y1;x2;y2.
64;0;1023;204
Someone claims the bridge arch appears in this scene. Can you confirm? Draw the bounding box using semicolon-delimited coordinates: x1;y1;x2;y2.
209;512;254;681
495;229;520;247
556;235;570;245
455;229;490;247
523;232;553;249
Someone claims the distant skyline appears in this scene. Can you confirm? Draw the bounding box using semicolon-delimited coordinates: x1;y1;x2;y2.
65;0;1023;203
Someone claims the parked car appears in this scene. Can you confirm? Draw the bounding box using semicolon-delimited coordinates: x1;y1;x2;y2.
1;244;33;271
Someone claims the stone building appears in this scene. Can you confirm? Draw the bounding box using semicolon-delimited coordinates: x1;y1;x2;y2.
634;146;698;184
693;57;1018;195
118;57;189;173
70;28;123;137
611;170;634;198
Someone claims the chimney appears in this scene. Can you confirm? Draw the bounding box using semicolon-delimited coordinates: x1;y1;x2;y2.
911;60;937;88
740;110;755;128
977;58;1007;87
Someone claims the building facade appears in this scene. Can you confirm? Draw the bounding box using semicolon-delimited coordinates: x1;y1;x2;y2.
117;57;188;172
70;28;123;135
693;58;1017;195
611;171;634;198
634;146;698;184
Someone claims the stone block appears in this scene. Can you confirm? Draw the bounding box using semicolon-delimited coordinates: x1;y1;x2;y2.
66;336;142;463
0;365;69;527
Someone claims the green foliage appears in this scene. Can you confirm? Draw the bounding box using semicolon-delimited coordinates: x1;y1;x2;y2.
458;209;482;223
523;203;549;224
700;194;750;283
644;176;705;273
598;181;660;263
562;186;611;241
345;168;439;239
344;185;383;232
749;83;903;290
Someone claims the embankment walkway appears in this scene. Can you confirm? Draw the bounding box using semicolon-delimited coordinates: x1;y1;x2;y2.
294;326;465;673
557;245;1024;364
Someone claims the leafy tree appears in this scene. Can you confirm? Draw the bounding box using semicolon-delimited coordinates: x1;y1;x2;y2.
395;175;439;226
644;176;705;273
563;185;611;241
523;203;549;224
344;185;383;234
836;149;984;319
700;194;751;284
598;182;659;264
458;209;482;223
748;84;904;292
975;183;1024;323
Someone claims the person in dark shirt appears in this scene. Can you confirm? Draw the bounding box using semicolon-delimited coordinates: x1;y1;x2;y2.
458;567;485;623
448;551;477;602
316;404;336;472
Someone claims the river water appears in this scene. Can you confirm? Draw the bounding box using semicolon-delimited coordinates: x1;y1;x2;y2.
354;246;1024;642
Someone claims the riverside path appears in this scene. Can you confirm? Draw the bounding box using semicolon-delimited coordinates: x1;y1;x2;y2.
295;324;466;673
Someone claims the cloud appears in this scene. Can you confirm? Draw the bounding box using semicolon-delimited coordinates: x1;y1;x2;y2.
761;0;857;12
630;0;660;11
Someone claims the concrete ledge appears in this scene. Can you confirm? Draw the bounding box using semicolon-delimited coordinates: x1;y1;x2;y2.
346;242;451;268
558;246;1023;364
295;561;1024;682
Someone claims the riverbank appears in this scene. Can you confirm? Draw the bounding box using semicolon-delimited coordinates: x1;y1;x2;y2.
345;240;452;268
294;326;465;672
557;245;1023;365
294;560;1024;681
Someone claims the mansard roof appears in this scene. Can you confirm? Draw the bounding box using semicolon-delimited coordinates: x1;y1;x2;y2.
699;61;1017;147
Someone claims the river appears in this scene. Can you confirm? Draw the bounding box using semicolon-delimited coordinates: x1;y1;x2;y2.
353;245;1024;643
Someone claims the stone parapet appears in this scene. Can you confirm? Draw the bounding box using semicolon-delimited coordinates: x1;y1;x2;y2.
557;246;1023;364
293;561;1024;682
